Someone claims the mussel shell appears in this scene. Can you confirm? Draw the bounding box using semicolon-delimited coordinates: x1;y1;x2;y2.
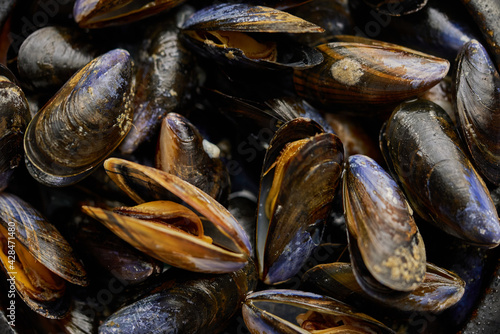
17;26;102;92
83;158;251;273
454;39;500;186
343;154;426;292
380;99;500;247
182;3;324;33
180;3;324;71
0;70;30;191
73;0;187;28
460;0;500;72
0;193;88;286
155;113;230;204
293;36;450;112
0;192;87;319
256;118;344;284
99;261;257;334
23;49;134;187
302;262;465;313
242;289;395;333
120;17;195;154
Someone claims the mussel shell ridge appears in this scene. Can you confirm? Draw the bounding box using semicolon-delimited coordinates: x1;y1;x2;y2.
24;49;134;187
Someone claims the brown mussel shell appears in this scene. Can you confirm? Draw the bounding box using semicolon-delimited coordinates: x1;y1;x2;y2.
344;154;426;292
293;36;450;113
0;192;88;319
242;289;395;333
302;262;465;313
454;39;500;186
73;0;187;28
0;65;30;191
181;3;324;71
155;113;230;205
256;118;344;284
23;49;135;187
82;158;251;274
380;99;500;248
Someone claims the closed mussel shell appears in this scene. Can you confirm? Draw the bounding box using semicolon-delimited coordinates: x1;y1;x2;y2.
380;99;500;248
0;65;30;191
17;26;102;92
23;49;134;187
343;154;426;292
181;3;324;71
99;261;257;334
120;16;195;154
454;39;500;186
460;0;500;72
82;158;251;274
242;289;395;333
256;118;344;284
293;36;450;112
0;193;88;318
302;262;465;313
73;0;187;28
155;113;230;204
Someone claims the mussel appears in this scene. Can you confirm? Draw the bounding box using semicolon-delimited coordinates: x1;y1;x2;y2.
0;192;88;319
73;0;187;28
256;118;344;284
242;289;396;333
343;154;426;294
23;48;135;187
460;0;500;72
120;13;195;154
0;64;30;191
380;99;500;248
82;158;251;274
293;36;450;113
302;262;465;313
454;39;500;186
155;112;230;204
17;26;102;92
99;261;257;333
180;3;324;71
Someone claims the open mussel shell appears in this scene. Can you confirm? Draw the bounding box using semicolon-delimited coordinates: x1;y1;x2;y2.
0;65;30;191
256;118;344;284
293;36;450;113
380;99;500;248
454;39;500;186
73;0;187;28
17;26;102;92
242;289;395;333
302;262;465;313
23;48;134;187
155;112;230;204
180;3;324;71
82;158;251;274
344;154;426;292
0;192;88;318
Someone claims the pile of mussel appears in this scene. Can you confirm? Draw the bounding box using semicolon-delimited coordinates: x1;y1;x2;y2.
1;0;500;333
